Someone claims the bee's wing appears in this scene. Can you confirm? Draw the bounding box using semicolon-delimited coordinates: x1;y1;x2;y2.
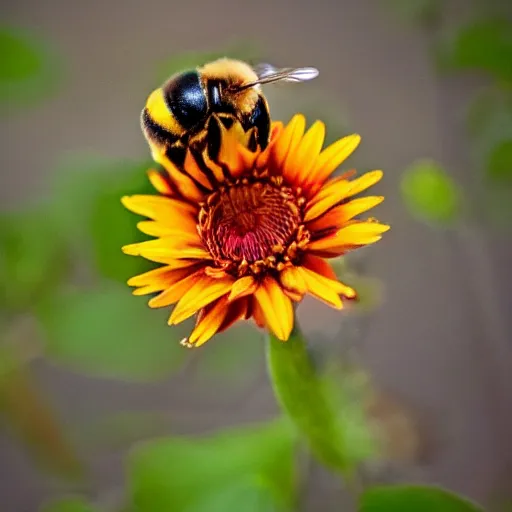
253;63;319;83
232;63;319;91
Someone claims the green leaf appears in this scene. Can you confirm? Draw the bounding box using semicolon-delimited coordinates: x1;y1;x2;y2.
50;154;155;283
359;485;484;512
127;419;297;512
40;497;98;512
184;477;283;512
487;138;512;183
266;325;357;476
401;159;462;226
36;280;187;382
0;26;63;110
0;205;69;311
437;18;512;84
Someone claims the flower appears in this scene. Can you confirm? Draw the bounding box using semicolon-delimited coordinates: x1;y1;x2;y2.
122;114;389;347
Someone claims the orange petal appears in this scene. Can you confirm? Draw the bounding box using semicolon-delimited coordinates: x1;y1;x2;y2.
279;265;307;294
283;288;304;302
282;118;322;182
186;297;230;347
305;134;361;188
271;114;306;178
148;268;205;308
228;275;257;302
153;152;206;203
255;121;284;170
121;195;197;223
308;221;390;253
168;275;235;325
122;233;202;256
136;219;198;238
253;277;294;341
148;169;173;196
217;125;256;179
183;151;214;190
131;265;199;296
251;297;266;328
297;267;343;309
303;177;354;222
218;297;249;333
128;264;192;287
307;196;384;231
305;170;384;222
346;170;384;197
302;255;356;299
293;120;326;185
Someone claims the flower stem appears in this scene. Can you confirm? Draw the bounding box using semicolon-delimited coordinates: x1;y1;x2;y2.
265;323;353;478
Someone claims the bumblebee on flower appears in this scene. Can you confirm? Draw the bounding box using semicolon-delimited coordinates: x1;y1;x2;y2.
122;114;389;347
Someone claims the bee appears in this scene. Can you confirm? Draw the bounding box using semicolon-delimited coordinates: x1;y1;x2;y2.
141;58;319;168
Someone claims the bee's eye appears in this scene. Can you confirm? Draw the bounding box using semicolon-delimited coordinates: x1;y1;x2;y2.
164;71;208;130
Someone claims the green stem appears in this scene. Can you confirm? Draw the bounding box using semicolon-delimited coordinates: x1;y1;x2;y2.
265;323;353;478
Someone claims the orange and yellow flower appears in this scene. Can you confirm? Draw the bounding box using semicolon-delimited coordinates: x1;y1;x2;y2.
122;114;389;347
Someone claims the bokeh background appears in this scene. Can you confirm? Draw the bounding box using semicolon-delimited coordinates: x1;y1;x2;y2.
1;0;512;510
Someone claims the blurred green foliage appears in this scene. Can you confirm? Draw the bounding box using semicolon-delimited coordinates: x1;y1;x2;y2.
0;26;63;111
36;280;187;381
385;3;512;231
436;18;512;84
359;485;484;511
0;205;69;311
128;419;297;512
401;159;462;226
50;154;156;282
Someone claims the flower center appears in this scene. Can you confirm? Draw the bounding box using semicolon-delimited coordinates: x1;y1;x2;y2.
199;179;307;275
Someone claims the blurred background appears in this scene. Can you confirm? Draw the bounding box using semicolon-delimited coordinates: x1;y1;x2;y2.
1;0;512;510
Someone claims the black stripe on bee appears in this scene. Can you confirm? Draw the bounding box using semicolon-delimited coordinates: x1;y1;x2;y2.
163;71;208;131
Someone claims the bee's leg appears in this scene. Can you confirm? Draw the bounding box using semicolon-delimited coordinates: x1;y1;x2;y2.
165;141;187;170
247;96;271;150
206;115;222;162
